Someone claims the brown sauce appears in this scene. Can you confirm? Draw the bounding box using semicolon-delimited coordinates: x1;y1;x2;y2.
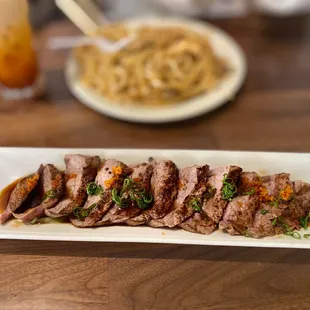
0;178;21;213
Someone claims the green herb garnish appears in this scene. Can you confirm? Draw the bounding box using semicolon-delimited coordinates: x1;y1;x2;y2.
29;217;54;225
111;188;129;209
112;178;153;210
120;178;133;196
73;203;97;220
30;217;40;225
205;186;216;199
222;174;237;201
281;223;301;239
46;189;59;198
270;199;279;208
130;190;153;209
87;182;103;196
243;230;252;238
272;218;277;226
288;231;302;239
304;234;310;239
244;188;256;196
190;198;202;213
261;209;268;215
42;188;59;202
300;213;310;230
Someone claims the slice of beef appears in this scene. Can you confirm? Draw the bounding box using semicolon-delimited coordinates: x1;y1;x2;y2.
0;178;22;224
45;155;101;218
219;172;260;236
150;160;179;219
148;164;209;228
202;165;242;223
0;165;43;224
126;160;179;226
179;213;217;235
94;162;153;226
70;159;132;227
248;173;293;238
12;164;65;221
280;181;310;230
288;181;310;218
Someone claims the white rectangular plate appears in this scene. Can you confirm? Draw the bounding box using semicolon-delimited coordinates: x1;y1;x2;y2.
1;147;310;249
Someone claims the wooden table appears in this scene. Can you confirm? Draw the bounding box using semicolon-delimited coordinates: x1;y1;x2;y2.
1;16;310;310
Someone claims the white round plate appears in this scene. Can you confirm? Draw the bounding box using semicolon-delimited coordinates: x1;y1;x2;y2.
65;17;247;123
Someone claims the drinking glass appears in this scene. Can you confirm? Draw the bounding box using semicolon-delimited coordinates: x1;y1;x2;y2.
0;0;40;100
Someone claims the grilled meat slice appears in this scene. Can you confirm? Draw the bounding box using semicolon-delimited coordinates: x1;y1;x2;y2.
13;164;64;221
202;165;242;223
149;165;209;228
150;160;179;219
279;181;310;230
179;213;217;235
45;155;101;218
0;178;22;224
248;173;293;238
219;172;260;235
126;160;179;226
70;159;132;227
95;163;153;226
289;181;310;218
0;165;43;224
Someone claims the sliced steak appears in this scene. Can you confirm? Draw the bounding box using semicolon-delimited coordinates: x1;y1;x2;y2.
95;163;153;226
219;172;260;236
202;165;242;223
13;164;64;221
70;159;132;227
45;155;101;218
0;165;43;224
289;181;310;218
126;160;179;226
179;213;217;235
0;178;22;224
149;164;209;228
280;181;310;230
248;173;293;238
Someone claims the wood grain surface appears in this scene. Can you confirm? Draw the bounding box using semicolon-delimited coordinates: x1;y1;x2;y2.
1;15;310;310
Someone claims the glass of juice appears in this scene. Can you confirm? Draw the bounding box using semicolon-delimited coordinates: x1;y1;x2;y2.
0;0;40;100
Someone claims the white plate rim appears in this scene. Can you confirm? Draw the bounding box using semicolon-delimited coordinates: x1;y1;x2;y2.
65;16;247;123
1;147;310;249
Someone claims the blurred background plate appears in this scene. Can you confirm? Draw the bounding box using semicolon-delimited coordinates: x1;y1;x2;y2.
65;16;247;123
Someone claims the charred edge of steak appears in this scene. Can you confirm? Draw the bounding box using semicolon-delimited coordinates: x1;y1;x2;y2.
45;155;101;218
247;173;295;238
219;172;260;236
0;178;22;224
149;160;179;220
94;163;154;227
70;160;133;227
202;165;242;224
149;165;210;228
179;213;217;235
0;165;44;224
13;164;65;221
126;160;179;226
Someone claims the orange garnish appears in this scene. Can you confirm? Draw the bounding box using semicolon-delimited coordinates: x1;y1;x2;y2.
105;178;115;189
67;173;77;179
112;166;122;176
280;185;294;201
133;177;142;183
178;181;184;189
26;174;39;191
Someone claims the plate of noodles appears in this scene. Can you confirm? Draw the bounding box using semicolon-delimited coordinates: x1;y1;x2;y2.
65;17;247;123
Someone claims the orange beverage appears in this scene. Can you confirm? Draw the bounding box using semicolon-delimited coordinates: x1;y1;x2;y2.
0;0;39;99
